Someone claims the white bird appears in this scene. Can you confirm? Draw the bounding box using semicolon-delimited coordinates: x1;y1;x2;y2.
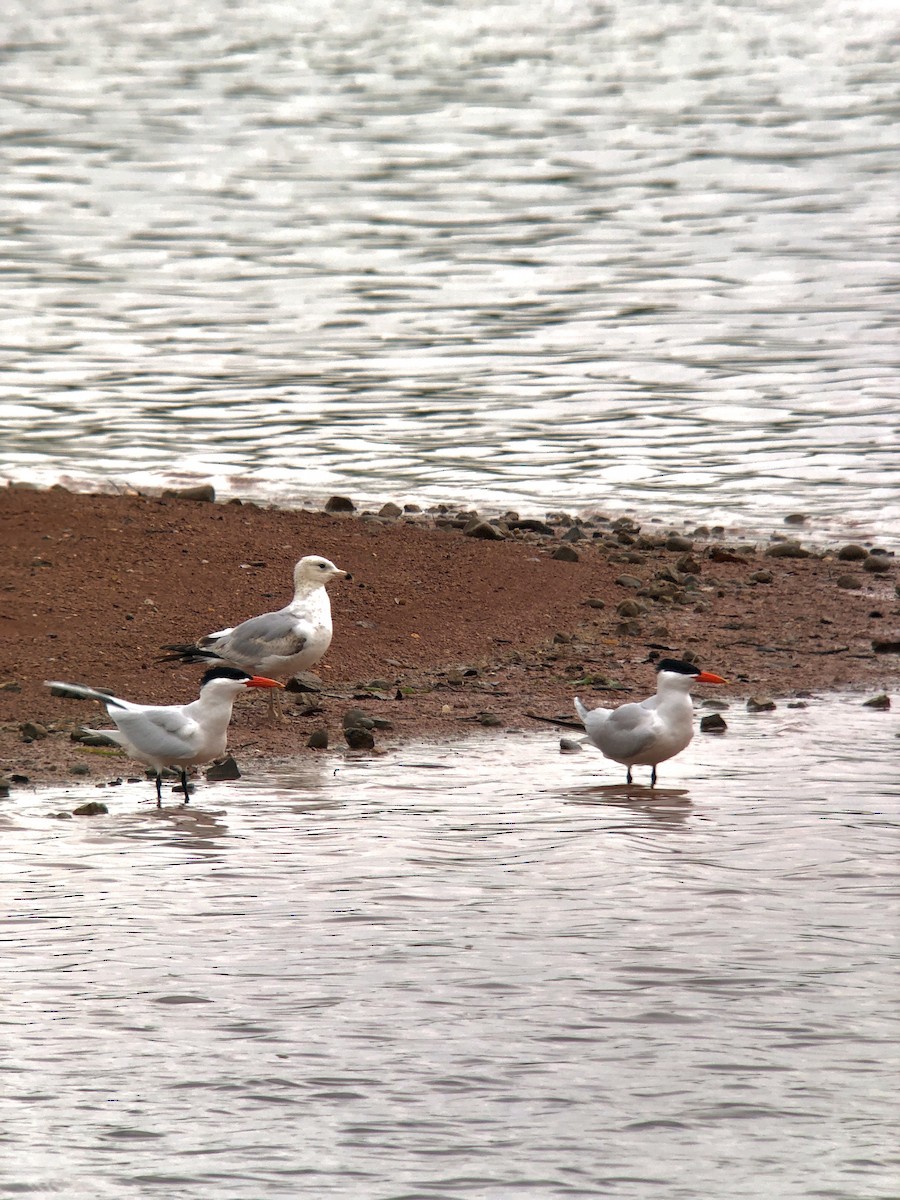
46;666;283;806
574;658;727;786
161;555;352;721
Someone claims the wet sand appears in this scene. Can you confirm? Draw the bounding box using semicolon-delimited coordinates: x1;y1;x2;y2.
2;484;897;788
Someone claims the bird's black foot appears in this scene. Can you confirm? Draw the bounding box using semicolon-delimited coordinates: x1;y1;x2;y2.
180;769;190;804
651;767;657;787
626;767;633;785
155;774;163;808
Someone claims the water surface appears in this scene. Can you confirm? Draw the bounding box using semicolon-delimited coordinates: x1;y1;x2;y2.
1;0;898;540
3;695;898;1198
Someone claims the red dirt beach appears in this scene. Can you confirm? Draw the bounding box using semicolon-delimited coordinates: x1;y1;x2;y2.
1;484;898;790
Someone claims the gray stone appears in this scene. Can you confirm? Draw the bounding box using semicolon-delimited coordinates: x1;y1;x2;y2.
765;541;809;559
836;574;862;590
307;729;329;750
559;737;583;753
863;554;893;574
749;569;773;584
73;801;108;816
837;543;868;561
20;721;48;741
345;727;375;750
700;713;728;733
161;484;215;502
615;574;643;589
324;494;356;514
378;502;403;518
862;693;891;710
665;535;694;552
464;519;506;540
206;755;241;781
747;696;777;712
552;544;579;562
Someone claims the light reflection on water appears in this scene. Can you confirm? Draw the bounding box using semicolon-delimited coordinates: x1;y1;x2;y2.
2;696;898;1198
1;0;899;539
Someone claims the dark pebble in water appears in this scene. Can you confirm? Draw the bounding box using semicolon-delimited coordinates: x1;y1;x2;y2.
747;697;777;712
862;694;890;710
700;713;728;733
560;737;582;753
206;755;241;781
837;543;868;561
307;729;329;750
73;801;108;816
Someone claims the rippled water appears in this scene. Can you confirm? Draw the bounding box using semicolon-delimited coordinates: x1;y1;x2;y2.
3;696;898;1198
1;0;899;538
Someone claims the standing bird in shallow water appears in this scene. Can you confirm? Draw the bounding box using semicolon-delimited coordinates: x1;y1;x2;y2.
574;658;727;786
46;667;283;805
160;555;351;721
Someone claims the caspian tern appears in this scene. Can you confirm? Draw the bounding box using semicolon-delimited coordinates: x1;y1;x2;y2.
46;666;283;805
160;555;352;721
574;658;727;786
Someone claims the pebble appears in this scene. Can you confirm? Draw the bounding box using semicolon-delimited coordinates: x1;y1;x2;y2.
306;729;329;750
73;801;108;816
862;694;891;710
836;574;862;590
559;737;582;753
378;502;403;518
560;526;584;542
585;598;606;609
765;540;809;559
324;494;356;514
700;713;728;733
510;519;555;536
784;513;809;526
616;599;646;618
464;519;506;540
749;570;773;584
863;554;892;574
747;696;777;712
20;721;48;741
837;543;868;561
665;534;693;552
70;764;90;776
206;755;241;781
872;638;900;654
344;727;375;750
161;484;215;502
615;574;643;589
552;544;579;562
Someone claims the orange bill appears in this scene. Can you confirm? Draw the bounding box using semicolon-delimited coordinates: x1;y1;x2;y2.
246;676;284;689
696;671;727;685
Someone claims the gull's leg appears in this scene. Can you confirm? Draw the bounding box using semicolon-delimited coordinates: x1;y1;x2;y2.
155;773;162;808
651;766;657;787
267;686;286;724
626;766;633;785
180;769;190;803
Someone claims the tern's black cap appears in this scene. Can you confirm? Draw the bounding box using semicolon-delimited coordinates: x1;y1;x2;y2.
655;658;701;676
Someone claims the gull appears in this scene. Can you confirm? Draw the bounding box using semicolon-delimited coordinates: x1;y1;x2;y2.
161;555;352;721
574;658;727;786
46;666;283;806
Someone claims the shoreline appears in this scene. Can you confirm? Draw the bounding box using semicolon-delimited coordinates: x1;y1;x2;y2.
2;482;898;791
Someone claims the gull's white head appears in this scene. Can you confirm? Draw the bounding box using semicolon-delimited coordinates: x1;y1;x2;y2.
293;555;352;591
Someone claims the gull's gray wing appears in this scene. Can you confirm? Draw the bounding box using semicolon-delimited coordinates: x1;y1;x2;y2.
212;610;308;662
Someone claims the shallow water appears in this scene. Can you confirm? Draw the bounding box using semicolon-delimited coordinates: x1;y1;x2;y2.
3;695;898;1198
1;0;899;541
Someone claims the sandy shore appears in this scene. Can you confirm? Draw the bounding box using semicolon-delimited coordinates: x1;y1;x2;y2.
2;483;897;789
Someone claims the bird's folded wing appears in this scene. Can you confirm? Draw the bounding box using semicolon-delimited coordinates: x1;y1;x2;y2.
114;708;200;759
602;703;658;757
215;611;309;659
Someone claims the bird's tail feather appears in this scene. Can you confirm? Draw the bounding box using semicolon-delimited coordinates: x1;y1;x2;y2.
158;644;223;666
574;696;589;725
45;681;126;708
